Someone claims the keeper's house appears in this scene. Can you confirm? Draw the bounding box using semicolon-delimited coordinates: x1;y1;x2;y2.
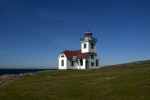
58;30;100;70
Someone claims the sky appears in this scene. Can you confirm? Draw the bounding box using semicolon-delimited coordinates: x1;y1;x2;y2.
0;0;150;69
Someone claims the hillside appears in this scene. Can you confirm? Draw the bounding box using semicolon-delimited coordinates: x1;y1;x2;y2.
0;60;150;100
103;60;150;67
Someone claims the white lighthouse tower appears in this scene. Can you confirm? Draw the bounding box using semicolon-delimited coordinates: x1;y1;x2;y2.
58;30;100;70
80;30;97;53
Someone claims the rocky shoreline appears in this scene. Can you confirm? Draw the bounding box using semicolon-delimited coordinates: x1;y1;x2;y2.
0;73;35;87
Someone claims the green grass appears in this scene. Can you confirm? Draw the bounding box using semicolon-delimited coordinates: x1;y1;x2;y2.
0;65;150;100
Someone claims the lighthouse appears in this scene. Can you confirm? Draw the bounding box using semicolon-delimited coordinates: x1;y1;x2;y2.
58;30;100;70
80;30;97;53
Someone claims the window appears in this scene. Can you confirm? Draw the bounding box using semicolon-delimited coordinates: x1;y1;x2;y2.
61;55;64;57
80;59;83;66
91;55;94;59
91;62;94;66
96;60;99;66
84;43;86;48
71;60;74;66
91;43;94;49
61;60;64;66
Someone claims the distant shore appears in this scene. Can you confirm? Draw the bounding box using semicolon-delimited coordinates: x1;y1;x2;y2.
0;68;57;75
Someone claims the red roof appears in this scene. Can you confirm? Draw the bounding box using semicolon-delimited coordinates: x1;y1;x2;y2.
61;50;95;58
85;30;92;34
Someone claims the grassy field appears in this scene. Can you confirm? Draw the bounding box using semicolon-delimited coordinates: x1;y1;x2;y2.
0;61;150;100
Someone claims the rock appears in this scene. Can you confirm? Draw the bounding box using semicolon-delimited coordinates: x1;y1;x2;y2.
47;76;51;78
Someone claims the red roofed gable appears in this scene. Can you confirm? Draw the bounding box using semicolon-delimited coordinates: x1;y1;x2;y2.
61;50;95;59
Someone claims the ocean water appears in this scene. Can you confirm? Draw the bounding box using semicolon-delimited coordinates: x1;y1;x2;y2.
0;69;54;75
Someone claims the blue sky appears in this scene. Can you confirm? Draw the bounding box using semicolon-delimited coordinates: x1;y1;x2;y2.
0;0;150;69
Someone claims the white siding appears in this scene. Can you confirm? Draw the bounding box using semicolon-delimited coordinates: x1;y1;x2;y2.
67;59;76;69
82;59;86;69
89;43;96;53
81;42;96;53
58;54;67;70
76;59;86;69
67;59;86;69
85;54;99;69
58;54;100;70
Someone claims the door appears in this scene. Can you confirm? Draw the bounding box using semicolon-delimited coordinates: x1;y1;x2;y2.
86;61;89;69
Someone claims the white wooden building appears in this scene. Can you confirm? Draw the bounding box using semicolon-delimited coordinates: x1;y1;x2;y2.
58;30;100;69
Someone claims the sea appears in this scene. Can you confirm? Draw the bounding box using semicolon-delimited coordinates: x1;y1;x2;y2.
0;69;56;75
